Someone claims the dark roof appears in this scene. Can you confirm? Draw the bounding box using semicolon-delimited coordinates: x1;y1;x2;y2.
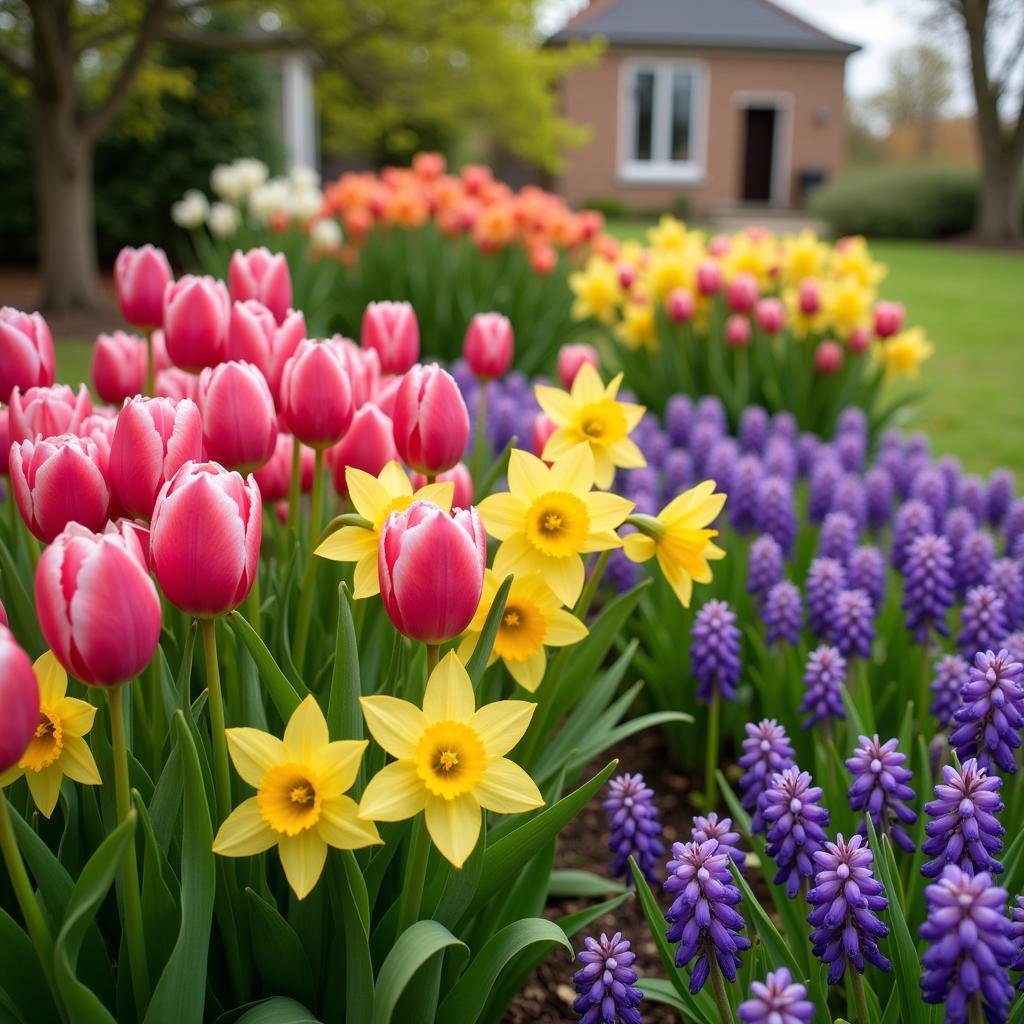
550;0;859;54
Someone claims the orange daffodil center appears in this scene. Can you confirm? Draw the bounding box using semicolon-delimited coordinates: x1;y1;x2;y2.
314;460;454;599
357;652;544;868
0;651;101;818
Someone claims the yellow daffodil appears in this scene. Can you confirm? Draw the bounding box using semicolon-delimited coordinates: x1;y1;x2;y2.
615;301;659;352
477;444;633;607
358;652;543;867
0;651;100;818
822;275;873;340
879;326;934;380
645;250;696;302
458;569;588;692
212;695;380;899
831;235;886;289
782;285;827;340
779;229;829;287
623;481;727;607
315;460;453;598
569;257;622;324
720;231;777;290
535;363;646;489
647;214;691;253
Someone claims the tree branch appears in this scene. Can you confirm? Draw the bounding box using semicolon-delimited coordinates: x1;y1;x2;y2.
155;27;307;52
0;40;35;83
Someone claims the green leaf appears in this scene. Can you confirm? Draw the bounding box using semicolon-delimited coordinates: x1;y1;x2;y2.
135;791;180;984
327;584;362;744
0;908;60;1024
547;869;627;898
636;978;699;1016
437;919;573;1024
245;890;316;1009
728;860;803;981
554;892;632;938
231;998;322;1023
464;576;512;686
370;920;469;1024
227;610;307;720
144;713;216;1024
52;811;137;1024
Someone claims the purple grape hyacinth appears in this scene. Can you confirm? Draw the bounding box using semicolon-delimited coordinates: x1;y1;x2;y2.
800;645;847;729
663;838;751;993
762;767;831;897
848;545;886;611
691;599;741;702
834;472;868;530
807;834;890;984
572;932;643;1024
691;812;746;870
901;533;955;642
931;653;969;729
922;758;1004;878
942;506;976;558
957;475;986;522
987;469;1015;527
959;585;1010;658
990;557;1023;629
809;457;842;523
911;466;950;524
806;557;847;637
892;499;935;571
739;405;769;453
958;529;995;598
1010;895;1024;987
747;534;784;600
920;866;1015;1023
762;580;803;646
729;455;763;534
845;735;918;852
604;772;665;885
739;719;797;834
819;511;858;565
756;475;797;556
949;648;1024;775
738;967;814;1024
865;466;894;531
830;588;875;660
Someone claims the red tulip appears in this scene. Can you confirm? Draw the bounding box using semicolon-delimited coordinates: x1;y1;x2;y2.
0;596;6;626
361;301;420;375
228;247;292;324
279;339;354;448
325;335;380;409
724;314;752;349
754;297;785;334
463;312;514;380
531;411;557;458
9;384;92;443
0;306;55;403
109;396;203;519
0;625;39;772
378;500;485;644
149;461;261;617
874;301;904;339
35;522;161;686
156;367;198;403
162;275;230;371
696;260;722;296
557;343;599;390
197;360;278;472
726;272;759;313
227;301;306;406
0;409;9;475
328;404;398;496
372;374;401;419
92;331;147;403
411;462;473;508
798;278;822;315
392;364;469;476
815;339;843;375
114;244;173;329
10;434;112;542
253;432;294;503
667;288;695;324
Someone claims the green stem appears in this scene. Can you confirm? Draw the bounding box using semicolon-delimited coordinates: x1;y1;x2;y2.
704;689;720;810
292;448;325;671
574;549;611;622
470;380;489;485
200;618;232;825
917;633;931;732
708;952;735;1024
109;685;151;1018
286;436;302;535
145;327;155;398
0;795;55;990
396;814;431;935
245;551;262;639
426;643;440;676
968;997;985;1024
849;964;870;1024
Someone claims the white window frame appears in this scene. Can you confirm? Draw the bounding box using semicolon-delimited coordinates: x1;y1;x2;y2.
617;58;708;185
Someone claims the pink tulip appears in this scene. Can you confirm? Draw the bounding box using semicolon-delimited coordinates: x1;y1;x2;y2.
361;301;420;375
815;340;843;375
253;432;294;503
92;331;147;403
532;412;557;459
378;500;485;643
0;409;9;476
724;314;752;349
150;461;261;617
754;297;785;334
227;301;306;406
325;335;380;409
667;287;695;324
197;360;278;472
557;343;599;390
10;434;112;542
726;272;758;313
229;248;292;324
156;367;198;403
0;597;6;627
874;301;904;339
411;462;473;508
848;327;872;355
35;522;161;687
708;234;731;258
109;396;203;519
151;329;172;372
78;411;118;447
162;275;230;371
328;404;398;496
798;278;822;315
112;519;151;568
696;260;722;296
372;374;401;419
617;262;636;289
0;306;55;403
392;363;469;476
9;384;92;443
464;313;514;380
0;626;39;772
279;339;354;448
114;244;173;329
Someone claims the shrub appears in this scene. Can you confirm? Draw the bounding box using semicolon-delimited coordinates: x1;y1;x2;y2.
582;195;629;218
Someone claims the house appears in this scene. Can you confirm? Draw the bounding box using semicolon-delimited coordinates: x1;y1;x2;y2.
549;0;858;216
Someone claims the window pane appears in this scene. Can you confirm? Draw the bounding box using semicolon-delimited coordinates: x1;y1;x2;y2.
670;71;692;162
633;71;654;161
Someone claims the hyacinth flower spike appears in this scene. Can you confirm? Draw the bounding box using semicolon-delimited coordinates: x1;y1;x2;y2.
603;772;664;884
572;931;643;1024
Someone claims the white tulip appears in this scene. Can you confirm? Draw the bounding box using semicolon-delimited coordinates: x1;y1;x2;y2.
208;201;241;239
171;189;210;230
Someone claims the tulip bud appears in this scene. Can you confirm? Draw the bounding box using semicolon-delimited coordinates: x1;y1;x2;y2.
754;297;785;334
109;396;203;519
150;461;262;617
228;248;293;324
726;273;759;313
35;523;161;686
848;327;872;355
392;364;470;476
10;434;112;542
0;306;55;403
91;331;147;404
280;340;354;448
815;339;843;375
156;367;198;403
798;278;822;315
667;287;695;324
114;244;173;329
617;262;636;289
0;626;39;772
325;335;380;409
253;432;295;503
529;241;557;276
227;301;306;406
378;501;486;643
463;312;514;380
724;314;752;349
328;404;398;496
197;360;278;472
9;383;92;443
532;412;558;459
361;301;420;375
162;275;230;371
0;408;8;475
557;343;600;390
696;260;722;296
411;462;473;508
708;234;731;258
873;301;904;339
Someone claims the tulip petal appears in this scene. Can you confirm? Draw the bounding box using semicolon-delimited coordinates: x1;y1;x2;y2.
311;740;367;797
278;829;328;900
470;700;536;756
424;793;481;868
26;765;63;819
318;794;381;849
359;697;427;759
357;760;427;821
59;735;101;786
475;758;544;814
213;797;278;856
226;727;287;788
422;652;476;725
283;695;329;763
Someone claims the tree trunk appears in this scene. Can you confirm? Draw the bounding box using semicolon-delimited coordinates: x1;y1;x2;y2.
975;148;1023;243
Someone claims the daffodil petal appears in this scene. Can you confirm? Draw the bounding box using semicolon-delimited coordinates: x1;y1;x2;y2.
359;697;428;759
507;449;551;503
283;696;330;763
278;830;328;900
213;797;277;856
311;740;367;797
378;460;413;498
475;758;544;814
34;651;67;703
543;609;589;647
584;491;634;532
622;533;656;563
536;553;585;607
506;651;546;693
424;793;481;868
318;794;381;849
548;443;594;494
477;492;527;541
226;728;287;788
470;700;536;756
0;766;24;789
592;448;615;490
59;735;101;786
26;765;62;819
58;697;97;739
540;429;581;463
315;526;377;563
457;633;479;664
533;385;576;426
358;760;427;821
423;652;476;725
353;554;380;599
414;481;455;512
570;362;605;405
580;530;623;554
346;468;393;524
608;437;647;470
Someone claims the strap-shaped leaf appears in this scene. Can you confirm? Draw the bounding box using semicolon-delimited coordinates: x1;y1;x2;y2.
245;890;316;1010
0;907;60;1023
464;575;512;686
327;584;362;744
227;610;306;720
231;998;322;1023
